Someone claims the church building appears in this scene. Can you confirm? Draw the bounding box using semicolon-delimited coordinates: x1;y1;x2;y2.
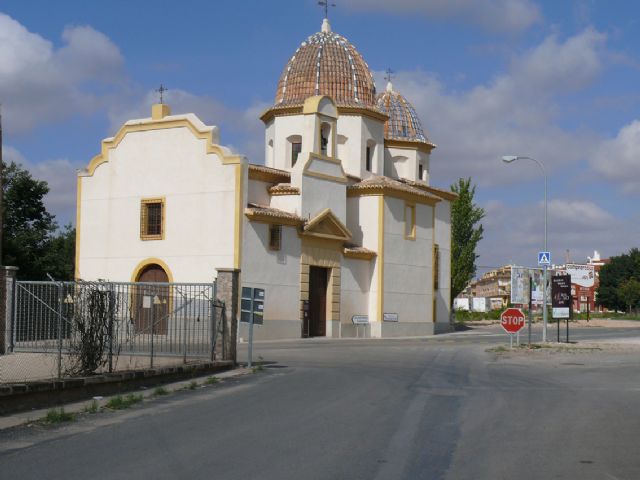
76;18;456;339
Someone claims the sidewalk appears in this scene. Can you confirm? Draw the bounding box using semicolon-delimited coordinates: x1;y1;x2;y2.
0;367;250;431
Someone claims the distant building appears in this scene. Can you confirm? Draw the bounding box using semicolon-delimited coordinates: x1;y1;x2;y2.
554;251;609;313
455;265;513;311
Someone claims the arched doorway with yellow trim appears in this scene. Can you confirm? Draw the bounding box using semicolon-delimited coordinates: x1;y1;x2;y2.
132;260;172;335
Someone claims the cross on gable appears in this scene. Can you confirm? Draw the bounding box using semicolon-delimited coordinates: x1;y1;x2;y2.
384;68;394;83
156;84;168;104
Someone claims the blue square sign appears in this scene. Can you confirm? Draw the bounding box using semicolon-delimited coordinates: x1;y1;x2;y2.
538;251;551;266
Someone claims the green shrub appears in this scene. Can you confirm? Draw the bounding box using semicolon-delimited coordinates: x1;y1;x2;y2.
43;408;75;424
106;394;143;410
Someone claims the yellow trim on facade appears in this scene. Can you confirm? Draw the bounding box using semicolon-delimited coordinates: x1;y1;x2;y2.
74;176;82;280
140;197;166;241
302;152;348;184
404;202;416;240
377;196;385;323
304;208;352;242
347;186;439;206
384;138;436;153
303;95;338;117
84;117;243;177
260;105;388;124
234;163;244;269
130;258;175;283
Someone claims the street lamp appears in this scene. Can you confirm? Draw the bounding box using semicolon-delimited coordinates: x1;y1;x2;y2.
502;155;549;342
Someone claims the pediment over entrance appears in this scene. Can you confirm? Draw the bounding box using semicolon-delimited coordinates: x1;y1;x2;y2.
303;208;352;242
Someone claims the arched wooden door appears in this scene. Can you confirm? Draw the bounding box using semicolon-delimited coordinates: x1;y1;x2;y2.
134;264;169;335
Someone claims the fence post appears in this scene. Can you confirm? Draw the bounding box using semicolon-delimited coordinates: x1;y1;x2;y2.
0;266;18;355
215;268;240;364
56;281;63;379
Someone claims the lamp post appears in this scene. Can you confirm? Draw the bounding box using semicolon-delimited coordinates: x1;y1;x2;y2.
502;155;549;342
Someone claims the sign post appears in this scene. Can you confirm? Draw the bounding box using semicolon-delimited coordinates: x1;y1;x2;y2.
500;308;526;348
551;275;571;343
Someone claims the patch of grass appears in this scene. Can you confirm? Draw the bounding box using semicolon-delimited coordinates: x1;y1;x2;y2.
187;380;198;390
106;394;143;410
251;356;265;373
153;386;169;396
42;408;75;424
486;345;509;353
84;399;99;414
204;376;219;385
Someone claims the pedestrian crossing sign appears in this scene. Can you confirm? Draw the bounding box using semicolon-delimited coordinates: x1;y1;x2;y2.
538;251;551;266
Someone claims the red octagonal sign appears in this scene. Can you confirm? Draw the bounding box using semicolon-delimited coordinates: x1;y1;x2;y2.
500;308;525;334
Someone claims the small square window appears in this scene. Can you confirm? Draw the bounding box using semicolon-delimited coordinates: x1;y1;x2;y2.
140;198;164;240
404;203;416;240
269;225;282;251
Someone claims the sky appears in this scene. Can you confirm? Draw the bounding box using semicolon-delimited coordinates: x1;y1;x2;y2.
1;0;639;277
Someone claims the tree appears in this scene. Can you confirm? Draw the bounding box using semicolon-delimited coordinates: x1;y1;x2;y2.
450;178;485;303
2;161;75;280
597;248;640;311
619;278;640;314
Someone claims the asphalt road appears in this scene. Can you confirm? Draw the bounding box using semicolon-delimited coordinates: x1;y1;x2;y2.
1;325;640;479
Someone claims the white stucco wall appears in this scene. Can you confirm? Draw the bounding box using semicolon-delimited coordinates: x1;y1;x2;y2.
240;220;301;339
382;197;433;325
78;124;238;283
340;257;371;324
434;200;452;326
247;179;271;206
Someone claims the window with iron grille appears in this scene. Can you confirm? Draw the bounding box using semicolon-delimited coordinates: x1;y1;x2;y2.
140;198;164;240
269;224;282;251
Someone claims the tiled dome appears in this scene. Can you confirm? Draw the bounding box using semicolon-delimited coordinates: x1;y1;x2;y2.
376;82;428;143
274;19;377;108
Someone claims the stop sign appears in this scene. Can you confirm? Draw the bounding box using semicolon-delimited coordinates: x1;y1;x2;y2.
500;308;525;334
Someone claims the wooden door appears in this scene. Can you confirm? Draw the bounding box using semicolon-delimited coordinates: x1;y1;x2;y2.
308;266;328;337
134;264;169;335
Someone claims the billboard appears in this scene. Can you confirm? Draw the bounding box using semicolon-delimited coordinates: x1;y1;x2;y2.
510;266;549;305
551;274;571;318
510;267;530;305
566;264;595;288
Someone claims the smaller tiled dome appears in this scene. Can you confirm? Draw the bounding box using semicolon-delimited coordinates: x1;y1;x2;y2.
376;82;429;143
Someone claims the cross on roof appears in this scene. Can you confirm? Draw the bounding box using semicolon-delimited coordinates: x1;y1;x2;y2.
384;68;395;83
156;84;168;104
318;0;336;19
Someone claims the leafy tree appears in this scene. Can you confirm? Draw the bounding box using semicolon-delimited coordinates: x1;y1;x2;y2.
619;278;640;314
450;178;485;303
597;248;640;312
2;161;75;280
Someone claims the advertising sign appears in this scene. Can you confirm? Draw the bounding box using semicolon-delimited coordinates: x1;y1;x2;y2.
510;267;530;305
566;264;595;288
510;267;549;305
551;275;571;319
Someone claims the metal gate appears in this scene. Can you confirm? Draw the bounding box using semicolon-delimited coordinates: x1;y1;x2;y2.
10;281;225;374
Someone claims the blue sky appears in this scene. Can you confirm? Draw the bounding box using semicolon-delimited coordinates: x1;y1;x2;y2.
1;0;639;275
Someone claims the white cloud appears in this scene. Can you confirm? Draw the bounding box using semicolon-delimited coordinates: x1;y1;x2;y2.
4;145;80;226
478;198;637;270
0;13;124;134
341;0;541;34
590;120;640;193
108;88;268;163
379;28;607;189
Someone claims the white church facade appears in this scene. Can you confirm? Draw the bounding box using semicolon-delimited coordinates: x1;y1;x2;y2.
76;19;456;339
